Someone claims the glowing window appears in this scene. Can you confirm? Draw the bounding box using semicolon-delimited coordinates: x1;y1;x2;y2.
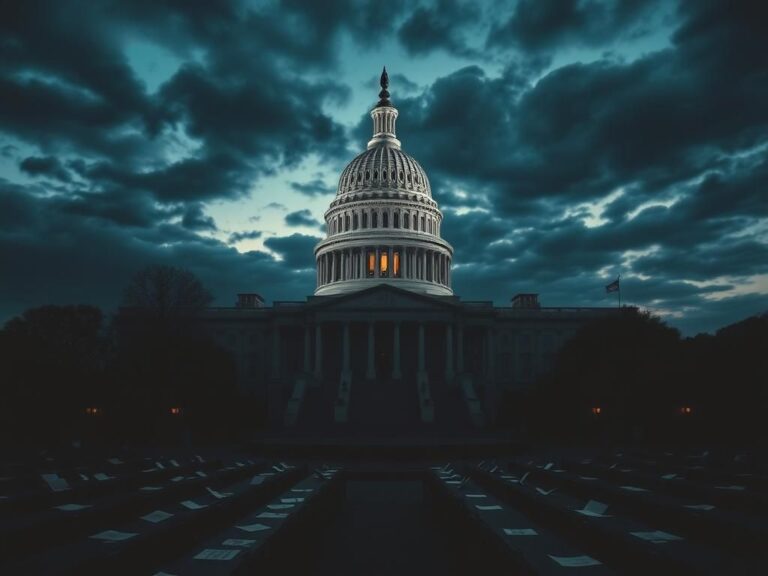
367;251;375;277
393;251;400;277
380;251;389;277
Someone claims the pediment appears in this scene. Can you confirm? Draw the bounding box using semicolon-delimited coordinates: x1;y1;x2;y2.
310;285;457;312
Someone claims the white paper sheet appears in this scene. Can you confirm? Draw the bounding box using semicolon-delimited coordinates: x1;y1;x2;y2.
661;473;678;480
291;488;314;492
267;503;294;510
222;538;256;547
549;555;602;567
575;500;610;517
206;487;232;499
93;473;112;481
193;548;239;561
91;530;137;542
621;485;649;492
579;476;598;481
195;471;207;478
716;485;745;491
237;523;272;532
170;459;180;467
685;504;715;511
544;463;554;470
520;472;530;485
55;503;92;511
180;500;207;510
504;528;538;536
141;510;174;523
536;487;557;495
631;530;683;544
155;462;165;469
171;476;185;482
475;505;503;510
280;497;304;503
256;512;288;519
41;473;70;492
141;486;163;491
465;494;487;498
250;475;266;485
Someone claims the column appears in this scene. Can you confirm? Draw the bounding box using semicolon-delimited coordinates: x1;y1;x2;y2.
388;246;393;278
314;324;323;379
456;324;464;373
375;247;380;278
303;325;311;372
422;250;427;281
271;326;281;378
392;322;402;380
331;251;336;282
366;321;376;379
417;322;425;373
342;322;350;374
445;323;454;380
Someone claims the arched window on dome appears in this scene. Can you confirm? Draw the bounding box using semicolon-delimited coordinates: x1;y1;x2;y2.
365;170;370;181
391;170;396;181
362;212;368;228
345;214;350;231
373;170;378;180
403;212;409;229
357;172;362;183
406;173;411;184
393;250;401;278
412;213;418;229
382;170;387;181
372;212;378;228
421;215;426;232
428;219;433;234
382;212;389;228
399;170;404;182
380;250;389;277
353;213;359;230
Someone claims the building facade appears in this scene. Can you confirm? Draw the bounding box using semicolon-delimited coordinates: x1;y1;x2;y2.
202;70;621;434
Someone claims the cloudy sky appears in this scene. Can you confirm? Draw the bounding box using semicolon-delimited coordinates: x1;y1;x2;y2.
1;0;766;335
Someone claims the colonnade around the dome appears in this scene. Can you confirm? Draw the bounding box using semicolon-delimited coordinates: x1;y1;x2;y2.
317;246;451;287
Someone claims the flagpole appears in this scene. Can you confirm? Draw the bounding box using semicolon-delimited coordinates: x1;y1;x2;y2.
618;274;622;309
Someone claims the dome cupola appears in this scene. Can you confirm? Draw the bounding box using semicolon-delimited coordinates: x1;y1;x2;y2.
314;68;453;297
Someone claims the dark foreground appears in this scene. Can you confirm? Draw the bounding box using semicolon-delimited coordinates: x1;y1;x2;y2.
1;444;767;575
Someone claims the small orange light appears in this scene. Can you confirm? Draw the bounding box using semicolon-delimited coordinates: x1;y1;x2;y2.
170;407;182;416
85;407;100;416
592;406;602;415
680;406;692;415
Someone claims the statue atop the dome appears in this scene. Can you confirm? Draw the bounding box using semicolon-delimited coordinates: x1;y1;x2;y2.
377;66;392;108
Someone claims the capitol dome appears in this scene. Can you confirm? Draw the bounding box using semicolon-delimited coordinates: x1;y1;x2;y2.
314;68;453;297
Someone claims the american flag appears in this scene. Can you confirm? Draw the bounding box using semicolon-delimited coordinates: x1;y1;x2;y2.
605;278;620;293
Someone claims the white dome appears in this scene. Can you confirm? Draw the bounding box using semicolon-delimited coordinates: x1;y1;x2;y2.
337;146;431;197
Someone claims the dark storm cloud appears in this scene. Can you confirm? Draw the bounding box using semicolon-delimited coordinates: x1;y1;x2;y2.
285;209;321;228
19;156;72;182
263;234;321;270
289;179;336;197
181;204;217;231
228;230;262;244
487;0;663;52
398;0;479;57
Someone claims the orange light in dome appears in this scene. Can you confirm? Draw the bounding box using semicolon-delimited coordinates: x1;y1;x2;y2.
680;406;692;415
170;407;182;416
380;252;388;273
367;251;375;274
592;406;602;415
393;251;400;277
85;407;100;416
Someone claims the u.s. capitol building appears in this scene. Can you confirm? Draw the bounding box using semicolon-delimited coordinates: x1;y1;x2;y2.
202;69;621;434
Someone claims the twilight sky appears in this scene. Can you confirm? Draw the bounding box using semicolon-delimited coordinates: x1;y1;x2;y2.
1;0;766;335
